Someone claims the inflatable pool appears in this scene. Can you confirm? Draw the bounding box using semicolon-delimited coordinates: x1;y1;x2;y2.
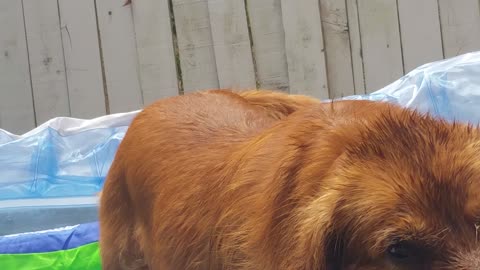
1;51;480;269
0;222;100;269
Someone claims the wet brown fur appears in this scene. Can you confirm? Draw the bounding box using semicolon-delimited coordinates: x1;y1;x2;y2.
99;89;480;269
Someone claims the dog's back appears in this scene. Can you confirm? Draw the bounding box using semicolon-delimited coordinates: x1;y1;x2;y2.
99;89;320;269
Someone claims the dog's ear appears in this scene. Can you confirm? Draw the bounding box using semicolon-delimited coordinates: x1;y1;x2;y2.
324;230;346;270
290;190;345;270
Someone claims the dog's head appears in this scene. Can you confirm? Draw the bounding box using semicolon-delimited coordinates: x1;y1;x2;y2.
293;104;480;269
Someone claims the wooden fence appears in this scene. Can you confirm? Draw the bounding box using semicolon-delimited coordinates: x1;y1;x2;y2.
1;0;480;134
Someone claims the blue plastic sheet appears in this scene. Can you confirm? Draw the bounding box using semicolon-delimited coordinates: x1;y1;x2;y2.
0;112;137;201
341;52;480;124
0;222;98;254
1;51;480;234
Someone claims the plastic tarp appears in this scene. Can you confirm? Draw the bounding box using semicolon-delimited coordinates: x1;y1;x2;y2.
1;51;480;269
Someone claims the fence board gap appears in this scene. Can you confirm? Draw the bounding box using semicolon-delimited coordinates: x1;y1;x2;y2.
132;0;179;105
346;0;366;94
281;0;329;99
398;0;443;73
207;0;256;89
246;0;289;92
357;0;403;93
320;0;355;98
23;0;71;125
172;0;219;93
95;0;143;113
438;0;480;58
59;0;106;118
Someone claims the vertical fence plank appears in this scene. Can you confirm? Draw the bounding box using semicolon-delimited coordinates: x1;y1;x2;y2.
346;0;366;94
23;0;70;125
207;0;256;89
320;0;354;98
172;0;219;93
131;0;179;105
438;0;480;58
0;1;35;134
246;0;289;92
95;0;143;113
281;0;329;99
357;0;403;92
398;0;443;73
59;0;106;118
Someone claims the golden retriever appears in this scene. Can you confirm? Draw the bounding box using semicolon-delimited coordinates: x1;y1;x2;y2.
99;89;480;269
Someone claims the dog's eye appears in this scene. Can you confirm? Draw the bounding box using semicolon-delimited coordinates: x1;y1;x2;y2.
388;243;411;259
386;242;419;263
